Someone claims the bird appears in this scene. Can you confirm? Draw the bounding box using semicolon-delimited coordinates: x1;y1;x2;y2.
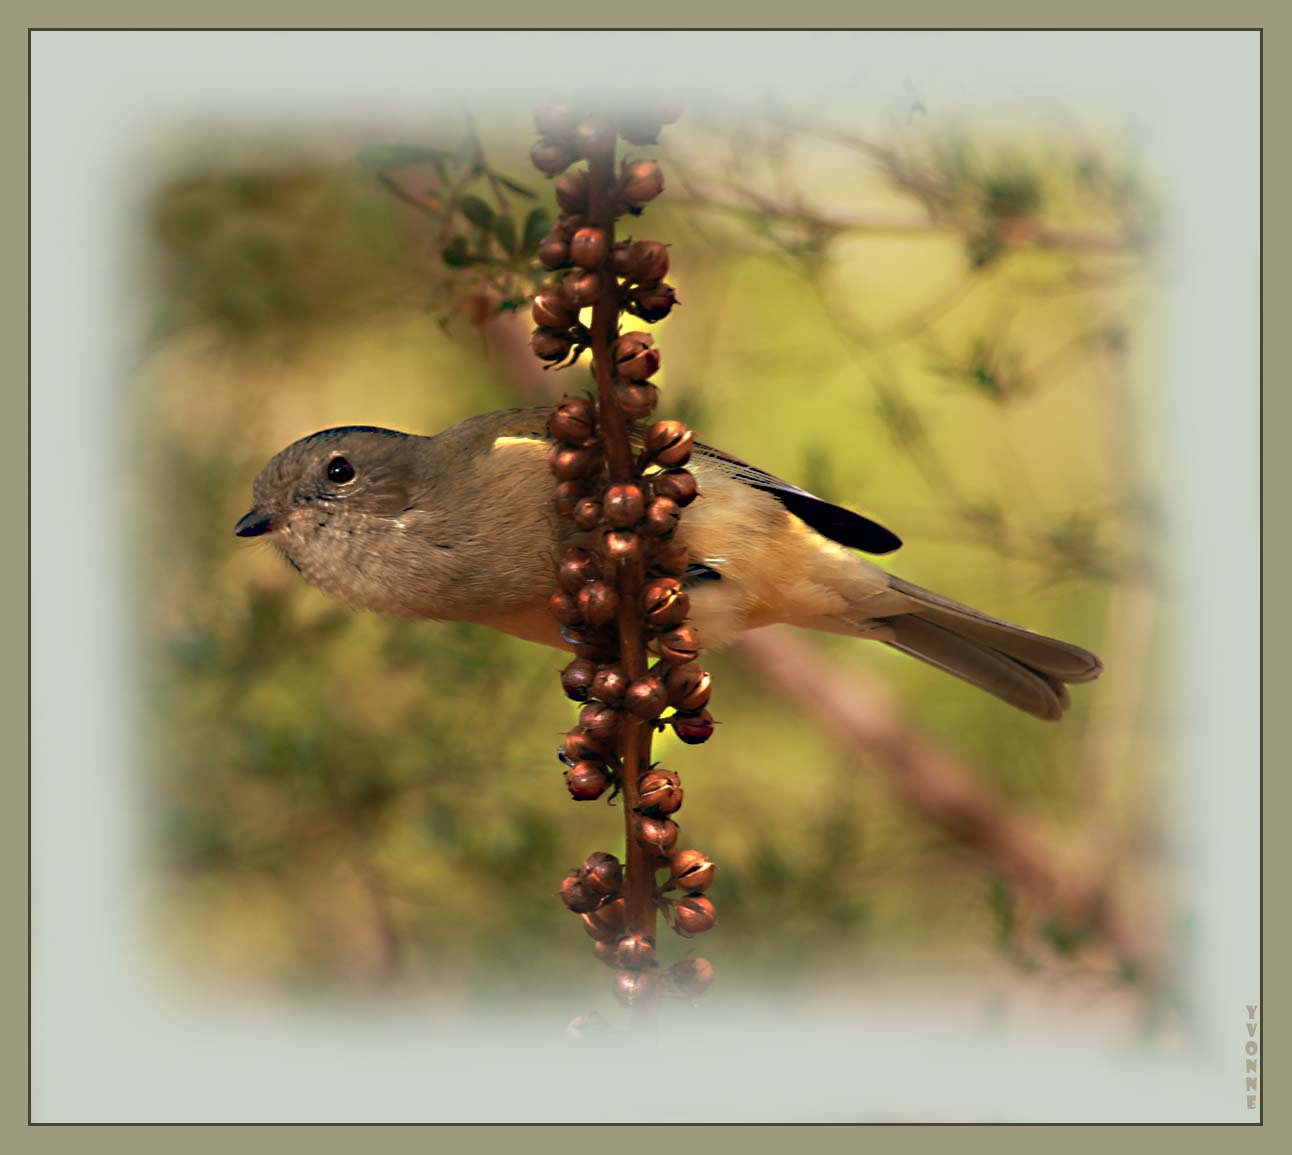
234;407;1102;721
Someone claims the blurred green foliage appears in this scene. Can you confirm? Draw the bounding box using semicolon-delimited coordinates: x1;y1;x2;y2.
137;110;1166;1010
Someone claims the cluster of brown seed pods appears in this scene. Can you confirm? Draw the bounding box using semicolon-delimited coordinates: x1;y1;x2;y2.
528;102;718;1007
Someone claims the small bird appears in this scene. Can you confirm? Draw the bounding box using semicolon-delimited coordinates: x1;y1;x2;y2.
235;408;1102;720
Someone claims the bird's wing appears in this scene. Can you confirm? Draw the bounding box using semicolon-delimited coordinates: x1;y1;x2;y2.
692;441;903;556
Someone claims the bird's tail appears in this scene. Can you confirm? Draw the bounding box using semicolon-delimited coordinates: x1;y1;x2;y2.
859;575;1103;721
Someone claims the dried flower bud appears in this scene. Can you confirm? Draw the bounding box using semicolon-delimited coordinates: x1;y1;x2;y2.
637;768;683;816
554;169;590;214
537;232;571;269
657;624;701;666
565;760;611;801
552;480;585;518
670;849;716;894
627;240;669;283
635;815;679;856
668;956;715;997
590;664;629;705
578;851;624;897
562;727;609;765
672;708;716;745
530;137;577;176
547;590;583;627
569;226;609;269
615;382;659;420
531;286;577;330
578;701;622;744
560;657;597;702
613;331;660;381
531;328;574;363
645;420;693;467
632;281;678;322
604;528;644;565
558;547;601;593
603;481;646;528
671;895;716;937
625;675;668;720
560;872;604;913
642;577;689;629
621;158;664;206
574;118;616;158
577;581;619;626
649;538;691;576
549;444;597;481
573;497;603;531
615;933;656;970
534;104;580;137
640;495;680;539
581;897;626;940
651;468;698;507
563;270;604;308
613;967;657;1006
548;395;597;444
664;663;712;712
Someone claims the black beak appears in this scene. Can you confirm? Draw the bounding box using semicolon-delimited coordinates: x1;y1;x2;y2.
234;509;273;538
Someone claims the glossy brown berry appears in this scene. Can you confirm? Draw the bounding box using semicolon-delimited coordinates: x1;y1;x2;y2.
548;395;597;444
670;849;716;894
641;496;680;539
558;547;600;593
637;768;683;816
554;169;590;214
578;700;621;744
624;675;668;720
560;872;603;913
633;282;677;322
547;590;583;627
635;815;679;856
671;708;716;745
530;137;576;176
531;328;574;363
578;851;624;897
651;468;698;507
537;233;570;269
604;528;644;565
531;286;577;330
668;956;715;997
626;240;669;283
573;497;603;531
534;104;580;137
569;227;609;269
565;760;611;801
561;727;609;764
548;444;597;481
564;271;604;308
642;577;689;630
577;581;620;626
560;657;597;702
621;158;664;206
613;967;657;1006
671;895;716;937
580;897;626;940
590;664;629;705
657;624;700;666
613;332;660;381
552;480;584;518
663;663;712;712
645;420;693;466
615;934;656;969
574;118;616;158
649;538;691;576
615;383;659;420
603;482;646;528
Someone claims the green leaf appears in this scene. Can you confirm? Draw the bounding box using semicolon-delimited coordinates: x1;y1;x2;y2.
492;172;538;199
458;195;494;228
440;237;472;268
522;207;551;255
357;142;450;170
491;214;518;256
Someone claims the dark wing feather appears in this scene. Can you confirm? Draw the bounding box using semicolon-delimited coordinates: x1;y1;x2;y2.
693;441;903;556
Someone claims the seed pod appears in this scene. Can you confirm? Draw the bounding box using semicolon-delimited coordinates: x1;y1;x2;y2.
537;232;571;269
668;957;715;997
547;590;583;628
613;967;657;1006
670;849;716;894
618;113;664;147
590;664;629;705
549;444;597;482
573;497;604;531
663;663;712;711
560;657;597;702
603;481;646;528
615;382;659;420
548;395;597;444
565;760;611;801
615;934;656;970
582;897;626;939
604;528;644;566
562;727;609;765
671;895;716;937
642;577;689;630
557;547;600;593
651;468;698;507
621;158;664;206
657;624;700;666
560;872;603;913
578;701;621;744
554;169;590;215
608;242;634;277
624;675;668;720
553;480;585;518
613;331;660;381
626;240;669;283
574;118;616;158
578;851;624;897
637;768;683;816
577;581;618;626
531;286;577;330
569;226;609;270
564;271;604;308
530;137;577;176
672;708;716;745
645;420;693;467
592;939;619;968
633;281;678;322
534;104;580;137
531;328;574;363
641;496;680;539
635;815;679;855
650;538;691;577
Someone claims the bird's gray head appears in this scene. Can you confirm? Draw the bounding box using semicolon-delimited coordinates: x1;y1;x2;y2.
234;425;445;614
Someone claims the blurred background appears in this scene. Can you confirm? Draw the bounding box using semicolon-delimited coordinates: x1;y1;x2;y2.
135;105;1173;1028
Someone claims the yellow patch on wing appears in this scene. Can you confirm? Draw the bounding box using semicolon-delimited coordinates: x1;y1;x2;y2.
492;434;545;449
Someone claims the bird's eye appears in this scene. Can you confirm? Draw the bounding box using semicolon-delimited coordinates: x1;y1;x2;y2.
327;456;356;484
